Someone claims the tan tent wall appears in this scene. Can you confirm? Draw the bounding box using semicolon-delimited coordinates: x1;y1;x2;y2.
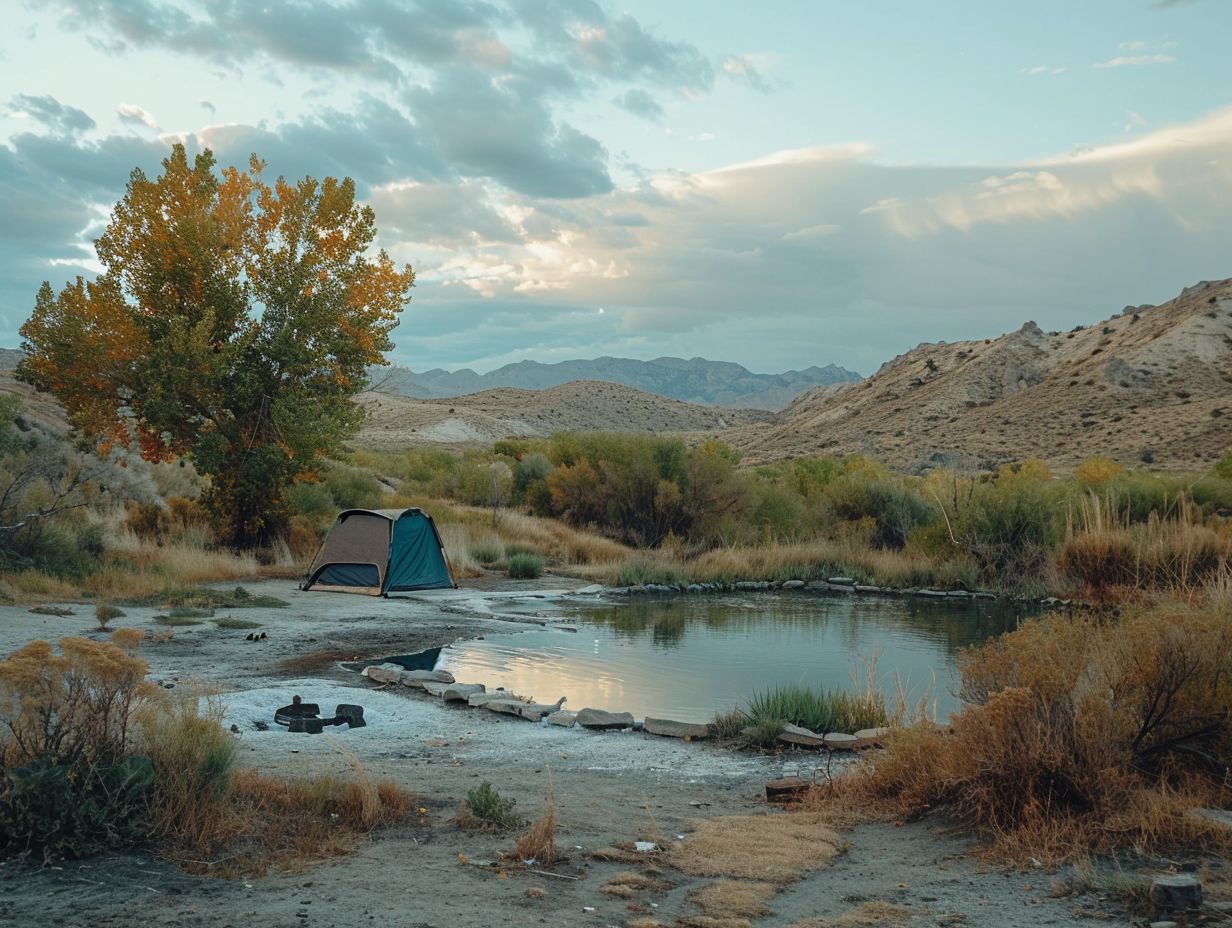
304;510;393;594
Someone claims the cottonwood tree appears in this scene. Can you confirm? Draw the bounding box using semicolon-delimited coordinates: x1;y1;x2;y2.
18;145;413;547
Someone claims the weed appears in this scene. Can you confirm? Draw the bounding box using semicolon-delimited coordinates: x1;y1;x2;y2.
507;552;546;580
457;781;522;830
511;782;558;866
668;812;841;884
154;613;205;627
95;603;124;629
29;605;73;617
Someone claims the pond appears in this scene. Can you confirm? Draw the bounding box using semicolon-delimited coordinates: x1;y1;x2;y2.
435;593;1032;725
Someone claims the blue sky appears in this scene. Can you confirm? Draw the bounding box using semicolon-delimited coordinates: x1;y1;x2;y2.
1;0;1230;374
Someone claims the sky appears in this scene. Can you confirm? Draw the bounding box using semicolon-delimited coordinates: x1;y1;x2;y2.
1;0;1230;376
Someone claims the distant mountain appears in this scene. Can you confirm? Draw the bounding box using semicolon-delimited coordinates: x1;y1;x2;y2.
367;356;860;410
728;279;1232;472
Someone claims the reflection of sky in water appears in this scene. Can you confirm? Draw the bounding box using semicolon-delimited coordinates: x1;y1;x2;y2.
436;594;1029;724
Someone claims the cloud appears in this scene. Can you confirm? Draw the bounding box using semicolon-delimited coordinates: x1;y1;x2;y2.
1092;53;1175;68
199;99;216;117
7;94;95;135
1022;65;1067;76
117;102;159;129
614;88;665;121
720;54;773;92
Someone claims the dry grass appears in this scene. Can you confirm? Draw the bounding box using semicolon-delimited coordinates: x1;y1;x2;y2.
0;569;81;603
817;588;1232;865
1060;494;1232;594
668;812;842;884
690;880;777;918
511;784;559;866
786;901;913;928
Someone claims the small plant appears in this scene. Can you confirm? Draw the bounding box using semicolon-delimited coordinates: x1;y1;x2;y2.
458;781;522;830
710;709;747;740
470;544;503;565
511;785;558;865
213;618;262;630
507;553;545;580
154;613;205;627
95;603;124;629
29;605;73;617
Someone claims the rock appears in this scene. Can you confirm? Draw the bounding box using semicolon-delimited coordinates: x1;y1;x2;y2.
734;581;758;591
823;732;858;751
573;584;605;594
627;584;646;595
421;681;451;697
686;584;705;593
484;698;530;717
547;710;576;728
781;580;805;590
643;717;711;740
917;589;948;598
765;776;811;803
946;590;971;598
442;683;485;704
518;702;562;722
398;669;455;689
778;723;825;748
575;708;634;730
1149;922;1179;928
854;584;880;594
1150;874;1202;914
360;664;405;684
468;691;513;707
854;727;890;748
827;576;856;585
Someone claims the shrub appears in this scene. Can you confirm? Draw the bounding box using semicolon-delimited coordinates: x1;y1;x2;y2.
95;603;124;630
840;601;1232;862
322;463;384;510
744;684;888;736
458;781;521;830
470;543;503;565
124;502;170;542
507;553;545;580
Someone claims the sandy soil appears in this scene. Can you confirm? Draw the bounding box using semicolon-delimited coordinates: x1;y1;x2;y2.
0;580;1109;927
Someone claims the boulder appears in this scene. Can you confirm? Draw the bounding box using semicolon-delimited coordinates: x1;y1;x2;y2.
781;580;805;590
1151;874;1202;914
575;708;634;731
823;732;859;751
854;727;890;749
421;681;451;697
442;683;485;704
778;723;825;748
547;710;576;728
1190;807;1232;830
399;669;455;689
573;584;605;595
854;584;881;594
827;576;856;585
643;717;711;740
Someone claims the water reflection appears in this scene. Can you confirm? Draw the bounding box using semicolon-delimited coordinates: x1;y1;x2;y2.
437;594;1031;724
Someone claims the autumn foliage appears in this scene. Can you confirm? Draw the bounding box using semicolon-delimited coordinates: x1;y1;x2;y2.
18;145;414;546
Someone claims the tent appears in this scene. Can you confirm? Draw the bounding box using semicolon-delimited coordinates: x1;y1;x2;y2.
302;508;455;596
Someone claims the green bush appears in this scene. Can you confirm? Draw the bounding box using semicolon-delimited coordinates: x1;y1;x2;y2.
459;781;521;830
507;553;545;579
0;755;154;859
322;463;384;510
743;684;888;735
285;481;335;520
470;544;503;565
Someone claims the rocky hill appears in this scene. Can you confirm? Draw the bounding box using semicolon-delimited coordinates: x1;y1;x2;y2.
356;380;773;450
371;356;859;410
730;279;1232;472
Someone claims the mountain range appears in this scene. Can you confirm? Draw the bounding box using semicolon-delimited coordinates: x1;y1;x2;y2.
368;356;859;410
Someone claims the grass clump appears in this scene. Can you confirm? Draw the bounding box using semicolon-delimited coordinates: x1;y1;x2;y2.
212;617;262;630
154;613;205;627
668;812;841;884
507;552;545;580
457;781;522;830
511;784;558;865
156;586;289;609
469;543;503;565
29;605;73;617
95;603;124;629
745;684;888;736
826;585;1232;864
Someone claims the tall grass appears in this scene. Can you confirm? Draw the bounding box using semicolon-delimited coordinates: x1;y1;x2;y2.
744;685;890;736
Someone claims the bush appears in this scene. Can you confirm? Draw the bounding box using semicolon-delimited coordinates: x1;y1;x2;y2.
744;684;888;736
458;781;521;830
842;600;1232;862
470;543;503;565
322;463;384;510
507;553;545;579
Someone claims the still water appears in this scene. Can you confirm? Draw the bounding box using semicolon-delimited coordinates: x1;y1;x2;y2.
435;594;1030;724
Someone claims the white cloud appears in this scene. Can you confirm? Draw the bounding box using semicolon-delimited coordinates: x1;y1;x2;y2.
117;102;159;129
1093;53;1174;69
1022;65;1067;76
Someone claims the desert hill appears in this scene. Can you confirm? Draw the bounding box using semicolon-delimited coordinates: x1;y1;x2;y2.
356;380;773;450
730;279;1232;472
371;355;859;410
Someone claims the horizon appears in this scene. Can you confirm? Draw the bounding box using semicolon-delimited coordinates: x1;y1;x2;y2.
3;1;1231;375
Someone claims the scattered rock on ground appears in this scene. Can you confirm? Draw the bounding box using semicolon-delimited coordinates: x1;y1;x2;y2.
1151;874;1202;914
824;732;858;751
547;710;576;728
399;669;455;688
643;717;711;739
854;727;890;748
442;683;485;703
576;708;634;730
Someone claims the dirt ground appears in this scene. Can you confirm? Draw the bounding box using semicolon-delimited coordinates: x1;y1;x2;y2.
0;579;1117;927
